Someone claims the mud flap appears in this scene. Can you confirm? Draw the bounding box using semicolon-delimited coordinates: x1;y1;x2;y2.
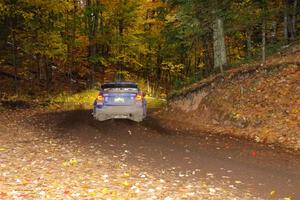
132;114;143;122
93;113;107;121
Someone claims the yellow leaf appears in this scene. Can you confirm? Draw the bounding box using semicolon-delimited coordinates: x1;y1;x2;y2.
284;197;291;200
101;188;109;195
110;191;116;197
63;158;78;167
89;191;96;196
270;190;276;197
123;172;130;177
122;181;130;187
69;158;78;166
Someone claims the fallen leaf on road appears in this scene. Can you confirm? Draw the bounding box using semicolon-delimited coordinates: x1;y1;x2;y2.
123;172;130;177
140;174;146;178
101;188;109;195
122;180;130;187
39;191;46;196
63;158;78;166
17;193;29;198
255;136;261;142
109;191;116;197
0;192;7;197
88;189;96;196
270;190;275;197
69;158;78;166
209;188;216;194
64;190;71;195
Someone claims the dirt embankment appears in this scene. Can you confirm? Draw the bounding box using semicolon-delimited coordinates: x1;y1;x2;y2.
155;44;300;152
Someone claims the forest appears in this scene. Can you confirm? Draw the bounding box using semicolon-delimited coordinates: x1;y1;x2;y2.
0;0;299;96
1;1;300;199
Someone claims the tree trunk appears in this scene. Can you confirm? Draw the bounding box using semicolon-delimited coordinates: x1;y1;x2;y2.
283;0;297;41
284;0;289;42
203;38;213;77
9;15;18;93
86;0;100;87
271;21;277;43
213;18;227;74
292;0;298;38
65;9;71;81
44;57;50;92
246;30;252;58
99;10;105;83
69;0;77;81
35;55;42;85
147;77;151;94
262;12;266;66
118;2;125;73
154;46;162;97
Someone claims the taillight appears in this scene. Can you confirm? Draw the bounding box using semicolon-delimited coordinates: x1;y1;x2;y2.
96;94;104;102
135;94;143;101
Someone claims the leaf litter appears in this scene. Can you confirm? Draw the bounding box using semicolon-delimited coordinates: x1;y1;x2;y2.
0;109;271;199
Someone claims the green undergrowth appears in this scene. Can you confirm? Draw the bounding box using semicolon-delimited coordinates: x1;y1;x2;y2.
49;89;166;110
0;89;166;110
145;96;167;109
50;89;98;106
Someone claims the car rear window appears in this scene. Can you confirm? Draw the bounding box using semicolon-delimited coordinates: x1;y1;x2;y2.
101;84;139;92
102;84;138;89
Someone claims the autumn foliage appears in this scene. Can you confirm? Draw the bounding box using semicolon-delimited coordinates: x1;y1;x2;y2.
0;0;299;96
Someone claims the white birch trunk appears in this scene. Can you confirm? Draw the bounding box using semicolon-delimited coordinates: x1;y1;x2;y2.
213;18;227;73
271;21;277;43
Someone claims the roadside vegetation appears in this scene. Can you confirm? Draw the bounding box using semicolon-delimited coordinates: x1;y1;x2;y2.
0;89;166;111
49;89;166;110
157;43;300;152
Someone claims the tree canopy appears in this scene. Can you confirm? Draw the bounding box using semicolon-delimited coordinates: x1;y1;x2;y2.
0;0;298;95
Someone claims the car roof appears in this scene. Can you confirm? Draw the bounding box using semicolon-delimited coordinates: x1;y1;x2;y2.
103;82;137;85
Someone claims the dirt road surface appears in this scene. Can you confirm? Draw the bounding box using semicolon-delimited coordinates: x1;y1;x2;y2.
0;109;300;199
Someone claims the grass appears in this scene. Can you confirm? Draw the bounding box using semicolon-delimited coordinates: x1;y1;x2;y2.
145;96;167;109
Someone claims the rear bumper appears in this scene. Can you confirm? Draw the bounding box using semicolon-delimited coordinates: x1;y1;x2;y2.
93;104;144;122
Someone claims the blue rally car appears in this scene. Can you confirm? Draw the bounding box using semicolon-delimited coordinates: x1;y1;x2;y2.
93;82;147;122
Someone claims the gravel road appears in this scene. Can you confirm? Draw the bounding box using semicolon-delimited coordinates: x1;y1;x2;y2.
0;109;299;199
